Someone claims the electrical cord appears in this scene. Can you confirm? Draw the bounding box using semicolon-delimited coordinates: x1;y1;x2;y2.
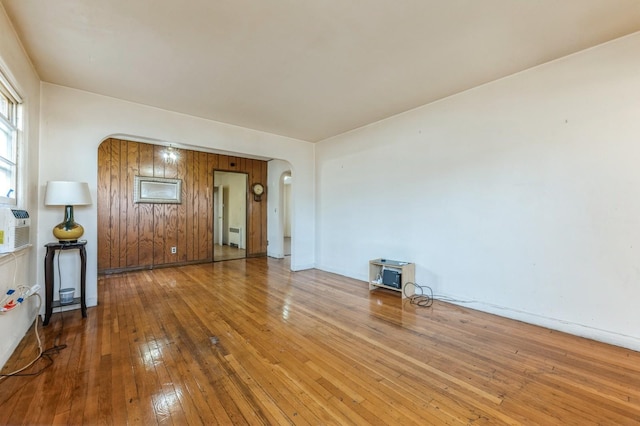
0;294;68;381
0;252;69;381
403;282;434;307
433;294;476;304
0;293;43;380
57;249;63;294
403;282;477;308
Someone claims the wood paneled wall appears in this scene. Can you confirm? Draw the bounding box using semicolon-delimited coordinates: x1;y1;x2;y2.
97;138;267;273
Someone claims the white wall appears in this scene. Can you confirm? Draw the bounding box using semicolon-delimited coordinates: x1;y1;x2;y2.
37;83;316;312
0;5;41;368
267;159;293;259
315;33;640;351
283;182;292;238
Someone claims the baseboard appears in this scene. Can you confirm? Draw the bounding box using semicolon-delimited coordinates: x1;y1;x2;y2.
315;263;366;281
291;262;315;272
315;263;640;352
444;298;640;352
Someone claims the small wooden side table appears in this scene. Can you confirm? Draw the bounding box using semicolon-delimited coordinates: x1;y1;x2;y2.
43;240;87;326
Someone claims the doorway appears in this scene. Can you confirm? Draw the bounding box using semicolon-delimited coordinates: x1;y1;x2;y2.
282;172;292;256
213;171;247;261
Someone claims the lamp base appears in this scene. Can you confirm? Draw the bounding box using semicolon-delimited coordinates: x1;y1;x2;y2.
52;205;85;242
53;222;84;242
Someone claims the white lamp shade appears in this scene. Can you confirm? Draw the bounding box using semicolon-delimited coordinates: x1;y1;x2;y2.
44;181;92;206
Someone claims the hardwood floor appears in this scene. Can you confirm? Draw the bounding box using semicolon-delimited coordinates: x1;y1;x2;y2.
213;243;246;262
1;257;640;424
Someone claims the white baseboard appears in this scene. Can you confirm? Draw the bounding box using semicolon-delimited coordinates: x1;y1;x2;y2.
291;262;315;272
315;264;640;352
444;298;640;352
314;264;359;279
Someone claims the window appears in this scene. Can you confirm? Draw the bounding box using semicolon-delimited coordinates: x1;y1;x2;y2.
0;70;21;205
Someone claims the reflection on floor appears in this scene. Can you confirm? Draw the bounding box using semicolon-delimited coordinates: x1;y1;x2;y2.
284;237;291;256
213;244;246;261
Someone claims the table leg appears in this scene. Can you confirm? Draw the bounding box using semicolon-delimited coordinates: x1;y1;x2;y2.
43;248;54;326
79;245;87;318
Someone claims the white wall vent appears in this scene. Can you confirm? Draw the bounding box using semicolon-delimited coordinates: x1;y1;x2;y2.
229;227;242;248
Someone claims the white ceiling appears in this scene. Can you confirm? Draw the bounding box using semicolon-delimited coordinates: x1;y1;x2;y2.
2;0;640;142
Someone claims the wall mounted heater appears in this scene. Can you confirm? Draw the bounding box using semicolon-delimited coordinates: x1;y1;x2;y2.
0;208;30;253
229;227;242;248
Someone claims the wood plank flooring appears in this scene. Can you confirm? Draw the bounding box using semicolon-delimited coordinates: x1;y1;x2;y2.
1;257;640;425
214;243;246;262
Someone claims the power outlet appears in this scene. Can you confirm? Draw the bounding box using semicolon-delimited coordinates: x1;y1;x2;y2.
171;246;177;254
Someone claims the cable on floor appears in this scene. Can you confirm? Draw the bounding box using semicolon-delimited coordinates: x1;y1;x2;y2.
0;293;44;380
403;282;478;308
403;282;434;307
0;252;69;381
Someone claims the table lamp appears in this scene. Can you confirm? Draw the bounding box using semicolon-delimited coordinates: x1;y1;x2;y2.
44;181;92;243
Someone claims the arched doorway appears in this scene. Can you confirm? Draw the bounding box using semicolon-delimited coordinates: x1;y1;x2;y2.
282;171;292;256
